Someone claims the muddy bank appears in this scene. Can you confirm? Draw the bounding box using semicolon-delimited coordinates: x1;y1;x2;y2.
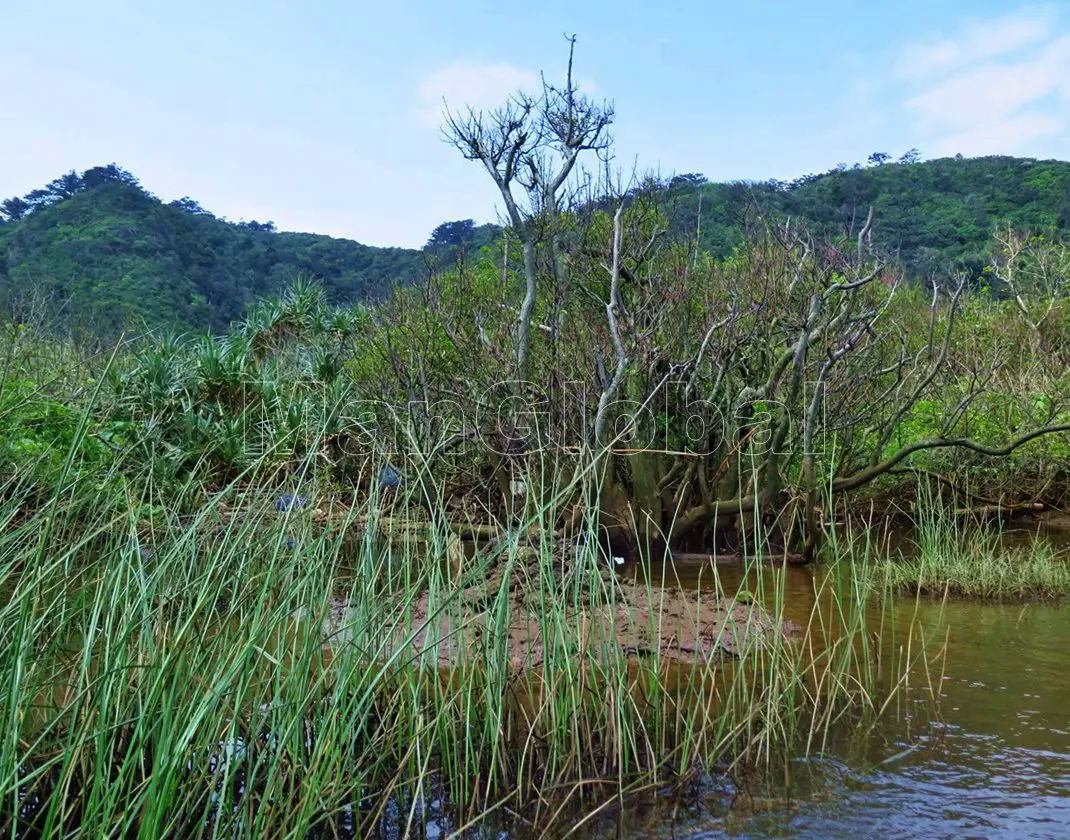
298;553;799;670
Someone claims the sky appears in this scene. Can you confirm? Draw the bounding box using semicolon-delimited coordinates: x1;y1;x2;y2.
3;0;1070;248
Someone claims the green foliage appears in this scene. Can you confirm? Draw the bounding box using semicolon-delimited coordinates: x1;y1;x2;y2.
0;374;135;489
4;156;1069;339
883;494;1070;599
3;169;1068;519
1;377;88;465
425;218;499;257
659;155;1070;277
89;279;374;484
0;169;441;336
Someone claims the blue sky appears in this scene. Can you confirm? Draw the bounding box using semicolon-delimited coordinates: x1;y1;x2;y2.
3;1;1069;247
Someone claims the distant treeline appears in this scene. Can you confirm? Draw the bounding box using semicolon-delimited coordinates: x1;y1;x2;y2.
2;154;1068;336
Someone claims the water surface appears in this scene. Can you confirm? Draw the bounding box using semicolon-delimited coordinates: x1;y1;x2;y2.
592;525;1070;838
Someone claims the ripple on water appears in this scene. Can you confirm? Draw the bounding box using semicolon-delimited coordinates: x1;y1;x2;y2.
771;596;1070;838
608;558;1070;839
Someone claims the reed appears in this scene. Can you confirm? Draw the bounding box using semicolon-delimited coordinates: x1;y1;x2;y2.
0;433;937;836
882;487;1070;600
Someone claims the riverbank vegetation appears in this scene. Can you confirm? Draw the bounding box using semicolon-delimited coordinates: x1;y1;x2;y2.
882;496;1070;600
1;45;1068;835
0;449;938;836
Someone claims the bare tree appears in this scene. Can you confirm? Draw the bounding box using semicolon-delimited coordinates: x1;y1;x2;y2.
991;227;1070;364
443;36;614;379
364;50;1070;562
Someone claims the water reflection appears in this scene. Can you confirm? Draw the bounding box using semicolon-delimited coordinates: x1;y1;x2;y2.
603;525;1070;838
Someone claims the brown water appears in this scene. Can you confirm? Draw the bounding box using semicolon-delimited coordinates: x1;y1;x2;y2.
21;522;1070;837
574;525;1070;839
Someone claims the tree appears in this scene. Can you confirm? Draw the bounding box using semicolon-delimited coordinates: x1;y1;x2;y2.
444;35;614;379
0;197;29;222
898;148;922;165
371;210;1070;565
23;189;53;211
668;173;708;190
45;170;83;201
990;227;1070;362
426;219;477;249
238;220;277;233
170;197;213;216
82;164;140;191
411;58;1070;564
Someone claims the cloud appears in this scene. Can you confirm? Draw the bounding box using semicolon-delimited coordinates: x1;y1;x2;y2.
894;7;1055;80
414;62;538;129
930;113;1065;157
905;35;1070;125
891;6;1070;157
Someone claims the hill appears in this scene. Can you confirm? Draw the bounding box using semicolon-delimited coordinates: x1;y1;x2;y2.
2;156;1069;335
0;165;496;336
659;154;1070;275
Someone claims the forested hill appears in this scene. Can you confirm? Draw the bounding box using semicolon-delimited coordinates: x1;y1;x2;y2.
2;156;1069;336
0;165;496;336
660;155;1070;275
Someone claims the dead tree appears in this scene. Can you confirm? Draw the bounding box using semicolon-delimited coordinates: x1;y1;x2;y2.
443;36;613;381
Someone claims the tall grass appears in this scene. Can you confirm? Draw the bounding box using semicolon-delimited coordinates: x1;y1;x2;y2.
0;442;942;838
0;320;941;836
882;488;1070;600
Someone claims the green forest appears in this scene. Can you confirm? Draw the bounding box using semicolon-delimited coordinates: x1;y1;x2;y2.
664;153;1070;272
3;155;1069;336
0;165;496;336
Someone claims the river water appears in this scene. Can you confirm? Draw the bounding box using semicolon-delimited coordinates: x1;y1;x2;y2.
580;525;1070;839
19;521;1070;838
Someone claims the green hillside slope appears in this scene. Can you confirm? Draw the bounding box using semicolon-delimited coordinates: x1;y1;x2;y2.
661;155;1070;275
2;155;1068;336
0;165;493;335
